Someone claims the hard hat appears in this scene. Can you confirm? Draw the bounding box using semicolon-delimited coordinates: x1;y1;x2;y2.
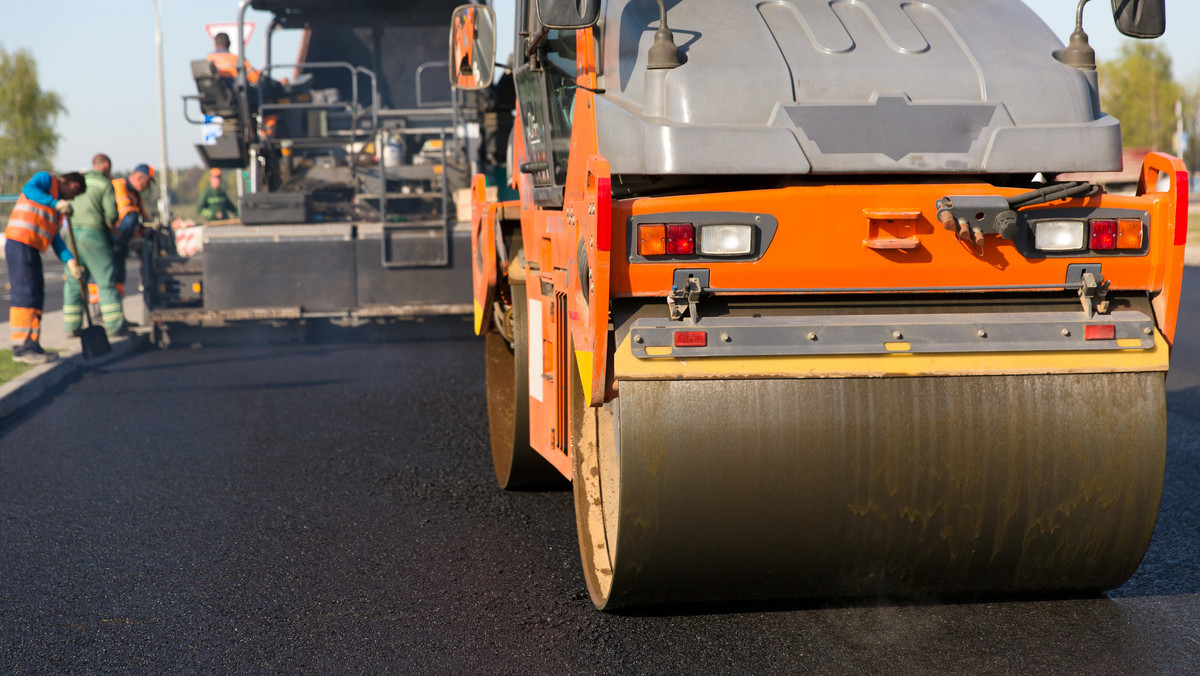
210;168;222;177
133;164;156;180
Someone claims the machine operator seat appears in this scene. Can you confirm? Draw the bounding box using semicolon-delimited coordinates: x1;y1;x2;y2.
191;59;237;118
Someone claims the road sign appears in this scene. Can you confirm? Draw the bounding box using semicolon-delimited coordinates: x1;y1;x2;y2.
205;22;256;56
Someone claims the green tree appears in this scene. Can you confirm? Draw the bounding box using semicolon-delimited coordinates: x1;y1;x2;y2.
1099;41;1183;151
1182;75;1200;180
0;46;64;193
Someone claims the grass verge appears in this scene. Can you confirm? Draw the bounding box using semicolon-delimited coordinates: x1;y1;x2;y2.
0;350;31;385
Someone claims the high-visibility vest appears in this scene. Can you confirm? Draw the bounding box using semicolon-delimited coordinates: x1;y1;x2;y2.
206;50;260;84
113;178;146;221
4;176;61;252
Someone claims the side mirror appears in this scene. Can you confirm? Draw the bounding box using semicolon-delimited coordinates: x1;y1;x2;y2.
536;0;601;30
449;4;497;91
1112;0;1165;39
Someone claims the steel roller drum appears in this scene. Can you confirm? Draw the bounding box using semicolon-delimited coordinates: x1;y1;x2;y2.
574;372;1166;609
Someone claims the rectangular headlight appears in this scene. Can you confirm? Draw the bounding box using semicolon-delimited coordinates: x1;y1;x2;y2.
1033;220;1085;251
699;225;753;256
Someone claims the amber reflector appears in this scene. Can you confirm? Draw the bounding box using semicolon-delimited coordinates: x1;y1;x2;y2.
1116;220;1143;249
638;224;667;256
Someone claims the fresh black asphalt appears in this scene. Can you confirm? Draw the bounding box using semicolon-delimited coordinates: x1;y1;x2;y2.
2;275;1199;672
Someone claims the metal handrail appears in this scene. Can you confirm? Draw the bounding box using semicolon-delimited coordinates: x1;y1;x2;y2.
181;95;206;125
415;61;452;109
258;62;381;136
222;11;457;236
258;61;361;117
355;66;380;132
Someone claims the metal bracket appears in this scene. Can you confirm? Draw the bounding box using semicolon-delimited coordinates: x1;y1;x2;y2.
936;195;1019;255
1065;263;1109;316
668;269;709;322
1078;271;1110;317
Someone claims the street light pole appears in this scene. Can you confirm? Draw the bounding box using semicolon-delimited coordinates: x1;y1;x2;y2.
154;0;172;225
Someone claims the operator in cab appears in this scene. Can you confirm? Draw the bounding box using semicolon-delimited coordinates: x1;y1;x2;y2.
206;32;260;85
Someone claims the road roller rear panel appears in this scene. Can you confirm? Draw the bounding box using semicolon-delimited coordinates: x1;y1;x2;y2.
451;0;1185;608
609;183;1184;335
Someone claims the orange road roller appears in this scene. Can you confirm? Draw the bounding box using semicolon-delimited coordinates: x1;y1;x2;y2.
452;0;1187;609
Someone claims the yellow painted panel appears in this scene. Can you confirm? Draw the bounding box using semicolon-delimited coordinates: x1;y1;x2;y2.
574;349;594;398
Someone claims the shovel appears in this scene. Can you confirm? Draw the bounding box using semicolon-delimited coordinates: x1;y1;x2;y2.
63;216;112;360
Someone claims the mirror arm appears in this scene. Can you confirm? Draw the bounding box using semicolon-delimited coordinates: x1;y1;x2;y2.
525;28;550;59
1061;0;1096;71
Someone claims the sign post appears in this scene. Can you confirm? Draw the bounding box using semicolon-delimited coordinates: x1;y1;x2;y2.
155;0;171;225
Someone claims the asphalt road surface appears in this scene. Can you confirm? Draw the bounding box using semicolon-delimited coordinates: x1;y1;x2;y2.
2;279;1199;672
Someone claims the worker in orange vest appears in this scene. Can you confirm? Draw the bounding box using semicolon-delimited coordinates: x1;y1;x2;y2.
207;32;260;85
4;171;86;364
111;164;153;299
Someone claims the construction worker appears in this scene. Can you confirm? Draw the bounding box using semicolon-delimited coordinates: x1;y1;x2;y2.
64;154;127;337
111;164;153;298
206;32;260;84
93;153;112;179
4;171;86;364
85;153;111;306
196;168;238;221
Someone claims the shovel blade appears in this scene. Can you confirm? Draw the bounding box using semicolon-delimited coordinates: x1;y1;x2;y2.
79;325;111;360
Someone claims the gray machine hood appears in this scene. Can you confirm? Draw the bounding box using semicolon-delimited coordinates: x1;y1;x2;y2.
594;0;1121;176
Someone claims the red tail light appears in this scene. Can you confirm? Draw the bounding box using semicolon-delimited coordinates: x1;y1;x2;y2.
666;223;695;255
1090;220;1117;250
674;330;707;347
1084;324;1115;340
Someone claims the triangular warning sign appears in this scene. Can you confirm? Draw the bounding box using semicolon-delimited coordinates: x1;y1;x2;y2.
205;22;256;56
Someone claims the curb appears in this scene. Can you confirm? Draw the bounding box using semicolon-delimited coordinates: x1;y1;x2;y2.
0;333;150;422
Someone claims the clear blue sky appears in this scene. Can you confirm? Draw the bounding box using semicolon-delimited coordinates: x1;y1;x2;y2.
0;1;1196;174
1;1;303;174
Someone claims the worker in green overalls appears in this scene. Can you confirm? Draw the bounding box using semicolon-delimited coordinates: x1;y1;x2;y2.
196;168;238;222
